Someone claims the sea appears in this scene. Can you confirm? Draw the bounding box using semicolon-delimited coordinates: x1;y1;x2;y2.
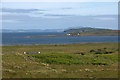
2;32;118;45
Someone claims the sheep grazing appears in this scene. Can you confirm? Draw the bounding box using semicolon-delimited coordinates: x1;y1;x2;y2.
24;52;41;54
38;52;40;54
24;52;27;54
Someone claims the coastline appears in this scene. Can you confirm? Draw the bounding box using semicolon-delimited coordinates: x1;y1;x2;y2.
22;30;119;38
2;42;119;46
24;34;119;38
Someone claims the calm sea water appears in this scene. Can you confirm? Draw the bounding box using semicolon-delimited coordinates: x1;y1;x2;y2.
2;32;118;45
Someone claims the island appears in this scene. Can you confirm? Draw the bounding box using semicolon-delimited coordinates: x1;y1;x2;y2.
24;27;119;38
64;27;119;36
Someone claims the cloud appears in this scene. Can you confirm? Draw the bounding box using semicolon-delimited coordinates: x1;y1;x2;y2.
2;8;46;13
2;2;118;17
44;14;73;17
2;8;47;18
2;14;117;30
2;8;74;18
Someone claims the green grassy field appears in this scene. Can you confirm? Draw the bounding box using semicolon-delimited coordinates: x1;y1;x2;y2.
2;43;119;78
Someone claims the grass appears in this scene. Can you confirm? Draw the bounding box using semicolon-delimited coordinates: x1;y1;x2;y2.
28;53;92;65
27;53;118;65
2;43;119;78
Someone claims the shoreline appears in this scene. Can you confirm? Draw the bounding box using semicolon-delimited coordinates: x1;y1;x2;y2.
2;42;119;46
24;35;119;38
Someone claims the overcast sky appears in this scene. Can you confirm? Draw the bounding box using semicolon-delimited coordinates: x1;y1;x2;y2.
2;2;118;30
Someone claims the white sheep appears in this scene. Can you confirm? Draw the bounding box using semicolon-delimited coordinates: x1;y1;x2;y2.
24;52;26;54
24;52;40;54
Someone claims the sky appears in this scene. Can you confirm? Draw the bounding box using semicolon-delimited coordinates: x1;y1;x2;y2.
1;1;118;30
2;0;119;2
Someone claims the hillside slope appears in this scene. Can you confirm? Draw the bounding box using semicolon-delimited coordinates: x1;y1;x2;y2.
64;27;119;36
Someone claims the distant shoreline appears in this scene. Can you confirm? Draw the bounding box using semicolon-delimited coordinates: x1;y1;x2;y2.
24;35;119;38
23;30;119;38
2;42;119;46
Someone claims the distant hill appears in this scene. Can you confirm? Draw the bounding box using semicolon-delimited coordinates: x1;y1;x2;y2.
64;27;111;33
64;27;119;36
